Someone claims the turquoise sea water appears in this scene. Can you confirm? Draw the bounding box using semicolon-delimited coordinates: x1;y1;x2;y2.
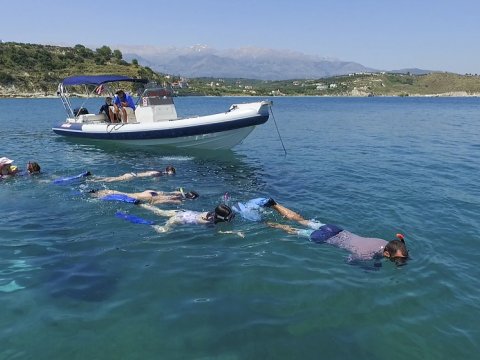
0;96;479;359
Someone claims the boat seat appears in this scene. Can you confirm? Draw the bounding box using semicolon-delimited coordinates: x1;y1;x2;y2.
78;113;108;122
125;107;137;123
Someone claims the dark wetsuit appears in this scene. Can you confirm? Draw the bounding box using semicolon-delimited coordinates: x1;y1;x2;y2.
99;104;112;122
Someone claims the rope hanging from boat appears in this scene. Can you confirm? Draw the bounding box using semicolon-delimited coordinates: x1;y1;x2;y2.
269;104;287;156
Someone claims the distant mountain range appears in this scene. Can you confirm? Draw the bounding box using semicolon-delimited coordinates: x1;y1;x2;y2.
118;45;433;80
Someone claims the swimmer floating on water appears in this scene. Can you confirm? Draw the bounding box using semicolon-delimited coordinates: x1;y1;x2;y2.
27;161;41;175
137;203;239;234
1;157;41;179
0;157;19;177
89;188;199;205
91;165;176;183
113;196;243;236
263;198;409;263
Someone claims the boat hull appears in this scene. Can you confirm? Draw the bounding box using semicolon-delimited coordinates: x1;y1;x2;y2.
53;103;270;149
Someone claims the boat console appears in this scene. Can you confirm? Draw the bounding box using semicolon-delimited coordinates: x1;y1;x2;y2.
135;86;178;123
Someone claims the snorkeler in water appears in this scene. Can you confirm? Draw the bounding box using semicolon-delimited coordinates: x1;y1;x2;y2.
89;188;199;205
91;166;176;183
0;157;19;177
26;161;41;175
261;198;408;262
137;203;235;233
1;158;41;179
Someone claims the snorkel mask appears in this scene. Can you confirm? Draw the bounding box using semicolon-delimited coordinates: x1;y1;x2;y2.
185;191;199;199
27;161;41;174
208;204;235;224
215;212;235;223
164;166;176;175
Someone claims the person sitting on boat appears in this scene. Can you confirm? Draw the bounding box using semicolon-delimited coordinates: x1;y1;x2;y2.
91;166;176;182
0;157;19;178
138;203;235;233
98;96;116;122
113;90;136;123
244;197;409;263
89;188;199;205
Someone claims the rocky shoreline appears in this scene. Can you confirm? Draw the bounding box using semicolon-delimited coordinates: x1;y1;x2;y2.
1;92;479;98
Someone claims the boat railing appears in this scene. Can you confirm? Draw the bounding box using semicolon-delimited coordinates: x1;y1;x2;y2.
58;83;76;118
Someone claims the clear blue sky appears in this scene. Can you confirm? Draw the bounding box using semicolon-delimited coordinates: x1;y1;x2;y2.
2;0;479;73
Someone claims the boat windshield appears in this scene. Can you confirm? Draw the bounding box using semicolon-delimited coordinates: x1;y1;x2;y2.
142;88;172;97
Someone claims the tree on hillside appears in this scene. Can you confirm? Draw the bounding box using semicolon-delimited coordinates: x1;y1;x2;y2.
113;49;123;60
94;56;106;65
73;44;93;58
0;71;14;85
96;45;113;59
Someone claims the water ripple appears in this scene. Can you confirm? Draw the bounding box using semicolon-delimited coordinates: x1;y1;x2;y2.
1;97;480;358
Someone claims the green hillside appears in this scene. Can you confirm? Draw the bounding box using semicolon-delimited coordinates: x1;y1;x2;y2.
0;42;167;96
310;72;480;96
179;73;480;97
1;42;480;97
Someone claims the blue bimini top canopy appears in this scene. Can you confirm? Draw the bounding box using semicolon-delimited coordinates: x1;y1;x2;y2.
62;75;148;86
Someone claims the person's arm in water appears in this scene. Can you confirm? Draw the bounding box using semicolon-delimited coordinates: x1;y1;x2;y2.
138;203;179;233
218;230;245;238
266;222;314;238
152;218;178;233
139;203;178;217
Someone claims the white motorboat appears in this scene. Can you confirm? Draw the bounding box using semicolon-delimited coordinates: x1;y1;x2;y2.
53;75;272;149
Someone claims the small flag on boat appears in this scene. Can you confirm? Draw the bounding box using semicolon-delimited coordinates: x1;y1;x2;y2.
95;84;105;95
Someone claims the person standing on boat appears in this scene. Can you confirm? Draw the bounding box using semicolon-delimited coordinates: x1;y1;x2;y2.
113;90;136;123
98;96;116;122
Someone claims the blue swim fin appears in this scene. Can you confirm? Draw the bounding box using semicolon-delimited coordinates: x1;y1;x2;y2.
53;171;91;184
115;211;155;225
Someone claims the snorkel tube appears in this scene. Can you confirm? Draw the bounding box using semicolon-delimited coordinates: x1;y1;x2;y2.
178;187;199;200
